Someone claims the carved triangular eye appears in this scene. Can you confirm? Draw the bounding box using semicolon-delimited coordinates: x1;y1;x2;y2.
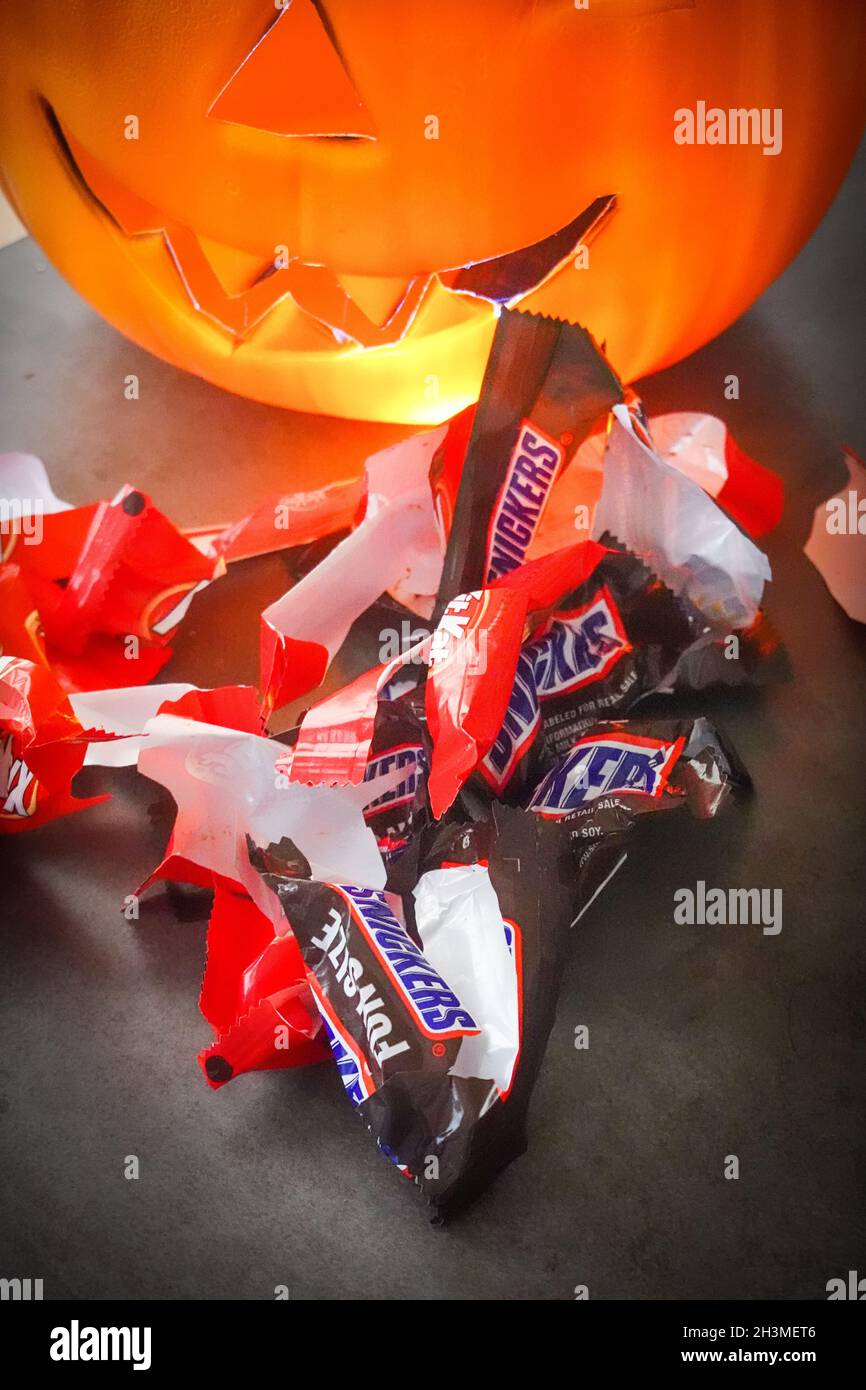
208;0;375;140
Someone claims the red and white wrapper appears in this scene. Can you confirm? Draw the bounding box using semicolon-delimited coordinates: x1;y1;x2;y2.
260;426;446;717
0;656;108;832
284;540;609;815
135;713;411;926
196;882;328;1090
594;406;773;630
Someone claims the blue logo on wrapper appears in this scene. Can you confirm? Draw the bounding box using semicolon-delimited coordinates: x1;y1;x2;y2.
481;588;629;792
319;1014;409;1171
529;733;684;818
363;743;426;814
338;885;479;1040
481;648;540;791
534;590;629;697
485;421;563;582
320;1013;374;1107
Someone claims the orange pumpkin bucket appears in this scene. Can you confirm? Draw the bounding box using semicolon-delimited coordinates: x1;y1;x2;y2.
1;0;864;422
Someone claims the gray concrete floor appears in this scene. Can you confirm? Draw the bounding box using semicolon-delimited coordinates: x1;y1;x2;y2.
1;145;864;1301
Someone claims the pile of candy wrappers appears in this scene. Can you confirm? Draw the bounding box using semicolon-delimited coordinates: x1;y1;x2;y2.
2;310;788;1220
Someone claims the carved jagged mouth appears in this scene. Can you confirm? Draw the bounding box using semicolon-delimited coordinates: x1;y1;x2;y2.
44;100;615;350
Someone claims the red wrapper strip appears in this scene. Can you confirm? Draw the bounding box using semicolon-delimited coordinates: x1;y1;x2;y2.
425;588;527;818
283;641;426;787
0;656;109;832
196;883;325;1089
42;485;221;655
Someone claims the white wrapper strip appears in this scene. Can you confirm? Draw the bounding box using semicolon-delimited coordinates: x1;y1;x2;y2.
413;863;519;1093
0;451;73;515
261;425;445;673
648;412;728;497
137;715;406;927
594;406;771;630
70;684;198;767
804;448;866;623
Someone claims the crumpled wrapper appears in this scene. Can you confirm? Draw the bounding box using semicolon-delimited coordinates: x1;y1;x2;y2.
3;307;792;1220
594;405;772;630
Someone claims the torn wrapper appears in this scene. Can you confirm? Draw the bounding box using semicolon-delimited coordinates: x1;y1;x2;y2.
594;405;772;630
260;426;445;718
0;656;108;831
1;452;367;697
804;448;866;623
197;882;328;1090
413;861;520;1094
648;412;783;539
135;713;411;924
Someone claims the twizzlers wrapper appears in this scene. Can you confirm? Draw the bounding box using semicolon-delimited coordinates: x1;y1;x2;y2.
433;307;622;613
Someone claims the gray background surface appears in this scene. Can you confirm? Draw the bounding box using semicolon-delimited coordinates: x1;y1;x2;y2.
1;143;864;1302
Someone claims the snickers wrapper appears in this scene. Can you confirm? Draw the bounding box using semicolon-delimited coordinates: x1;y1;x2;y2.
526;715;751;922
255;804;573;1221
257;874;479;1090
361;691;430;869
477;549;706;798
433;307;622;617
407;805;573;1219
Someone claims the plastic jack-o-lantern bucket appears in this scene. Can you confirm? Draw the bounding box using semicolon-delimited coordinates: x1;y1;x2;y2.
1;0;864;423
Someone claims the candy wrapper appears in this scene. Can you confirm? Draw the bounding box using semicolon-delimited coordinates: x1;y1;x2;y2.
253;804;572;1220
525;715;750;923
0;457;221;689
81;693;423;1089
4;302;788;1221
132;713;411;922
594;405;773;630
285;522;775;820
197;881;329;1091
434;308;623;610
804;446;866;624
0;656;108;831
279;312;778;813
0;450;366;698
260;426;445;717
359;690;431;870
0;667;274;835
647;412;783;540
259;306;624;730
283;539;608;810
253;712;745;1220
476;548;702;798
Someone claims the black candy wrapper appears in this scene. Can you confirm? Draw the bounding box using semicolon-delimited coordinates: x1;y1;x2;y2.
251;716;747;1221
433;308;623;617
365;806;573;1220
